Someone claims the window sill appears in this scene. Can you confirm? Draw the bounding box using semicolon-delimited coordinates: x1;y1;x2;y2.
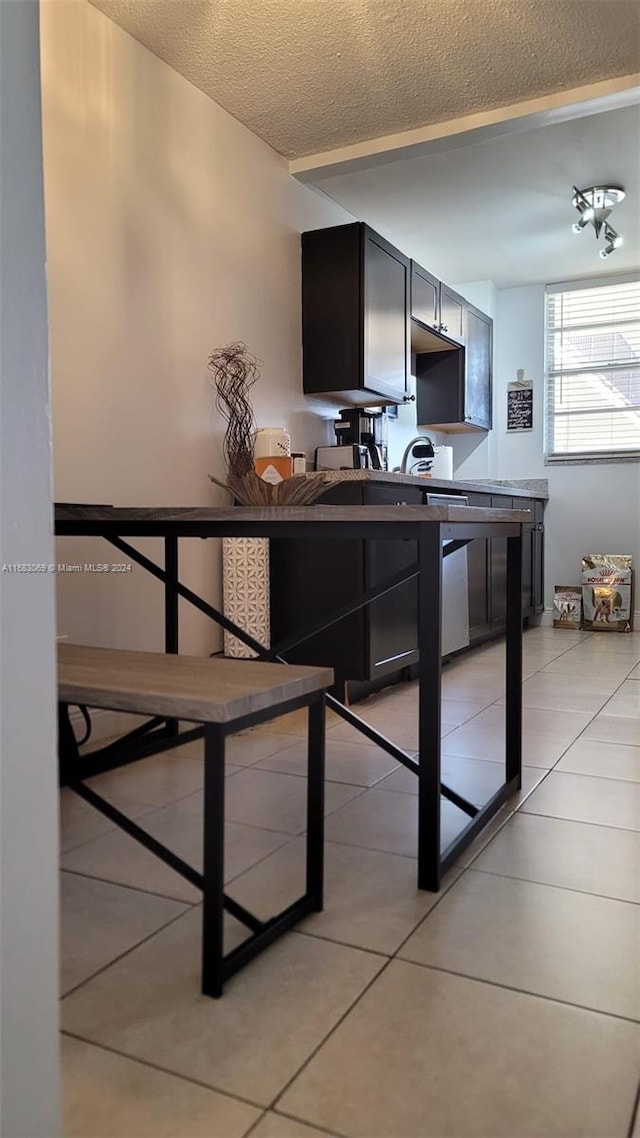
544;453;640;466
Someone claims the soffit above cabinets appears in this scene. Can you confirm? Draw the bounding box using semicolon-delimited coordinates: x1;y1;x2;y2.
90;0;639;160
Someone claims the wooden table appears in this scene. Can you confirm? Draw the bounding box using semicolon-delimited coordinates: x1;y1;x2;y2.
55;502;528;890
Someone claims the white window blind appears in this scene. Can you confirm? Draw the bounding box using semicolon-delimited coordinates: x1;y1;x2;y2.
544;276;640;463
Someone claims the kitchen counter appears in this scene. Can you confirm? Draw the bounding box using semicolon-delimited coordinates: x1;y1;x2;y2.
306;469;549;500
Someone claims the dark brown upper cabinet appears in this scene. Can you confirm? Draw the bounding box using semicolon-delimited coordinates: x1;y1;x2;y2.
439;283;466;345
415;300;492;432
410;262;466;354
302;223;410;405
411;262;440;331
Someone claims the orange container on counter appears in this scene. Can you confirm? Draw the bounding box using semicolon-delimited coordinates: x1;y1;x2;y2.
254;454;293;483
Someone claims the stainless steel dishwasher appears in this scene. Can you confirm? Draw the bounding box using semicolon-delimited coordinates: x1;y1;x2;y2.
425;492;470;656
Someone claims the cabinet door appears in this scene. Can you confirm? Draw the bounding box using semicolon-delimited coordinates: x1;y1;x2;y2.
533;501;545;612
464;304;492;430
364;229;409;400
364;485;421;677
439;284;466;345
466;492;492;642
269;482;367;682
490;496;512;628
518;498;535;616
411;262;439;330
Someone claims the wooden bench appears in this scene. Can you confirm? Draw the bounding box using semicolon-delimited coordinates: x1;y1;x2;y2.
57;643;333;997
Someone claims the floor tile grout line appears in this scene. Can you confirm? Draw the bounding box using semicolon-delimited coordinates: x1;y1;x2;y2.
60;904;198;1001
255;1106;349;1138
59;865;200;906
549;766;640;786
626;1078;640;1138
465;864;640;908
293;924;405;961
222;830;306;889
60;1029;268;1114
386;865;470;962
520;806;639;834
392;960;640;1026
267;955;395;1115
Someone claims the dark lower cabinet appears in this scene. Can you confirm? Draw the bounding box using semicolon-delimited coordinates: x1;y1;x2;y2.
467;493;492;644
519;498;545;620
270;484;545;694
467;491;545;637
490;495;511;629
270;483;421;688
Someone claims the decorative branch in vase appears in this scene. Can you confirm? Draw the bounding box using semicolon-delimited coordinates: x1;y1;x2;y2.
207;342;331;505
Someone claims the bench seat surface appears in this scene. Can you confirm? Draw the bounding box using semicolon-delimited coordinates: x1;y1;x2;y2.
58;643;333;723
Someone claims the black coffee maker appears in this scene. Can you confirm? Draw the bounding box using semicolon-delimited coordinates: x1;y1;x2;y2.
333;408;388;470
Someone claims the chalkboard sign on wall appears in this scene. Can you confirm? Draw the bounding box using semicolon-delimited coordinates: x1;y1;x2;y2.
507;373;533;431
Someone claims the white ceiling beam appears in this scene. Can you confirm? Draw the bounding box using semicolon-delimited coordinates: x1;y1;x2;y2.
289;75;640;182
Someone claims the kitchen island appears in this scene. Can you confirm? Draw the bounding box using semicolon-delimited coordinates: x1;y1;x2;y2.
270;471;547;697
55;500;528;891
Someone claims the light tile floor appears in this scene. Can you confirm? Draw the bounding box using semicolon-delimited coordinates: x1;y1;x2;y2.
60;627;640;1137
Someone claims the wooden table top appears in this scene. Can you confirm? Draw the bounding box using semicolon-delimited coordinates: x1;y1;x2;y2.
55;503;531;526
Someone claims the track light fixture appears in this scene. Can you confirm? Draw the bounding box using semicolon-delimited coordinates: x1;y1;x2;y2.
571;185;625;259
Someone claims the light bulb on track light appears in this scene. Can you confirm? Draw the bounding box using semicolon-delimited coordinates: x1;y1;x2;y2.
600;232;623;259
571;185;625;259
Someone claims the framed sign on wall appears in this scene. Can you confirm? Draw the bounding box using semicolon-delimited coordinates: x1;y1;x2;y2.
507;369;533;431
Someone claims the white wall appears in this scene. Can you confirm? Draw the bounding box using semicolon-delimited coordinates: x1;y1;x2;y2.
0;2;60;1134
40;0;351;659
494;284;640;608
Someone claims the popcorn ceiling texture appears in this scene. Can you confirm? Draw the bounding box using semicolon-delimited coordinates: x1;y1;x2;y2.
90;0;639;158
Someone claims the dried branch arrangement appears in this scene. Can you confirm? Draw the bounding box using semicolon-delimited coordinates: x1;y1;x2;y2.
208;342;259;477
207;341;332;505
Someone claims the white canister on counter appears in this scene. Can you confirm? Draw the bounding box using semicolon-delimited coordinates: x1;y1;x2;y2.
253;427;292;483
253;427;291;458
430;446;453;480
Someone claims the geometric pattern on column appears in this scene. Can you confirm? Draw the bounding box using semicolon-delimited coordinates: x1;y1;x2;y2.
222;537;270;658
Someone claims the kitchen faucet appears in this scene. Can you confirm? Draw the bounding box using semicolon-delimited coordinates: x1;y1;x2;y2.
397;436;435;474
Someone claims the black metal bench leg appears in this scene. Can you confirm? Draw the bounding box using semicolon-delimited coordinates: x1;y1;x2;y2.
306;697;325;912
201;723;225;998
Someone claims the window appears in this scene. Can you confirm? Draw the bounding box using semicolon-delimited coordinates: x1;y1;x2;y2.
544;276;640;463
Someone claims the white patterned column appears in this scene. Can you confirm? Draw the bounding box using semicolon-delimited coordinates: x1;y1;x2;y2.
222;538;270;657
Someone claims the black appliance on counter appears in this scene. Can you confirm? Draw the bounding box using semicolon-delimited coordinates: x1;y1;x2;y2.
315;408;388;471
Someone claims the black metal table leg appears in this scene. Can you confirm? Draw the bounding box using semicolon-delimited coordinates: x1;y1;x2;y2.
165;535;179;737
506;534;523;788
201;724;226;998
417;524;443;891
306;697;325;911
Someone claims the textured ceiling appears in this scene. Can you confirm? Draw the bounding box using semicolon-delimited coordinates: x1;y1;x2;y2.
90;0;640;159
313;105;640;288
